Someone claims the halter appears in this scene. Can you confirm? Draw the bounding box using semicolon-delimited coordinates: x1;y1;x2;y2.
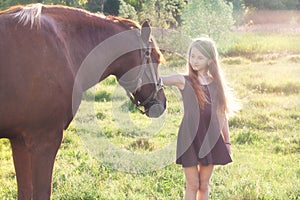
118;38;164;114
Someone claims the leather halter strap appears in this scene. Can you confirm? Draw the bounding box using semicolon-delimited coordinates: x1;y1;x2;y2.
118;38;163;114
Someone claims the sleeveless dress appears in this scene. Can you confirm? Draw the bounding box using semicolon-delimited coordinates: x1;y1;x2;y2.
176;77;232;167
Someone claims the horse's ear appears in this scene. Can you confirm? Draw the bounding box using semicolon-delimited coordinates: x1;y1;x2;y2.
141;20;151;43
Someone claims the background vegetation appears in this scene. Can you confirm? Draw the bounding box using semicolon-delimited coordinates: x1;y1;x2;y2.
1;0;300;199
1;0;300;26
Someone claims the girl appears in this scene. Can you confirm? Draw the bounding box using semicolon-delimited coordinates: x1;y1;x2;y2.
161;37;234;200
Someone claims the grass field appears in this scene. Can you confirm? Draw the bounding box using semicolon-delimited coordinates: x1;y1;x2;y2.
0;33;300;199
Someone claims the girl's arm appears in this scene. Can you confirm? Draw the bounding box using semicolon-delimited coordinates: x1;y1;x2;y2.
161;74;185;90
221;117;231;154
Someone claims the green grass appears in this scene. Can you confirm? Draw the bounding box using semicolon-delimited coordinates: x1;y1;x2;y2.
219;32;300;58
1;36;300;199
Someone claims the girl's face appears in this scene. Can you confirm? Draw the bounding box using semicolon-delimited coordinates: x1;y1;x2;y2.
189;47;210;74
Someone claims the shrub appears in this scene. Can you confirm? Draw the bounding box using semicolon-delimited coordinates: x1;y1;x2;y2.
288;55;300;63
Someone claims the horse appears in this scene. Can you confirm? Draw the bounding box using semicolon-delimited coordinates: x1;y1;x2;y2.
0;4;166;199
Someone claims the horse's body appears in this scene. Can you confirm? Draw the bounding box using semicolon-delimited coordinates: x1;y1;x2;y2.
0;4;166;199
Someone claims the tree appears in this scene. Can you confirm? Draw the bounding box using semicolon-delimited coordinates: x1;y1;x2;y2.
138;0;173;28
123;0;143;12
225;0;247;25
85;0;119;14
137;0;186;28
243;0;300;10
86;0;104;13
103;0;119;15
181;0;234;43
164;0;187;27
118;0;138;20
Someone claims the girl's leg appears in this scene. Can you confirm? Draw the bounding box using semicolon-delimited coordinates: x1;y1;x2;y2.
197;164;214;200
183;166;200;200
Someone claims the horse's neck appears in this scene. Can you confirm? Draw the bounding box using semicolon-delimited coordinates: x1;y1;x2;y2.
46;8;123;77
45;7;141;91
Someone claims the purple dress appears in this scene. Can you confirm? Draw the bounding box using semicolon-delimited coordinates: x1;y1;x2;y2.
176;77;232;167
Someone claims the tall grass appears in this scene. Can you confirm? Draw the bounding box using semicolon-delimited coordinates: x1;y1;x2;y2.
219;32;300;58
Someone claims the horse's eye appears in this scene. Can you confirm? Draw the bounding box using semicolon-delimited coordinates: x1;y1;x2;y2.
145;50;151;57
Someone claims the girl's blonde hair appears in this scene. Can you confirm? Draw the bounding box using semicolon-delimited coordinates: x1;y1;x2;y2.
188;37;233;115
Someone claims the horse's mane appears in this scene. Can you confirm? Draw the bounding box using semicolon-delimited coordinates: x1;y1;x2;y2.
106;15;141;30
3;4;43;28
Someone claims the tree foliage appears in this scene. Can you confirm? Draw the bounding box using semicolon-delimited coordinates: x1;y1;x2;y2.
86;0;104;13
181;0;234;43
122;0;186;28
118;0;138;20
103;0;119;15
227;0;300;10
1;0;299;15
123;0;142;12
138;0;176;28
244;0;300;10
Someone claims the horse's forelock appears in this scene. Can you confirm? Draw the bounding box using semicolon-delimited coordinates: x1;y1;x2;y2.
12;3;43;29
149;36;164;64
106;16;164;63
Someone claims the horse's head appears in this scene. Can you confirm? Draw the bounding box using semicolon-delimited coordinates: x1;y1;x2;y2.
115;21;166;118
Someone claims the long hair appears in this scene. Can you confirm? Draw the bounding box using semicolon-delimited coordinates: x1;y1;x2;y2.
188;37;231;115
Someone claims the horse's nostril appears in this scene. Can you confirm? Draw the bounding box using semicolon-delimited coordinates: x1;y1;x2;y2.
147;103;165;118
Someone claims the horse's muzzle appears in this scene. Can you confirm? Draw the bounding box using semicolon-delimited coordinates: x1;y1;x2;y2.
144;99;166;118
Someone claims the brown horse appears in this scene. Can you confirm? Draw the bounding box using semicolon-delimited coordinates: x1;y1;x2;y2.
0;4;166;199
